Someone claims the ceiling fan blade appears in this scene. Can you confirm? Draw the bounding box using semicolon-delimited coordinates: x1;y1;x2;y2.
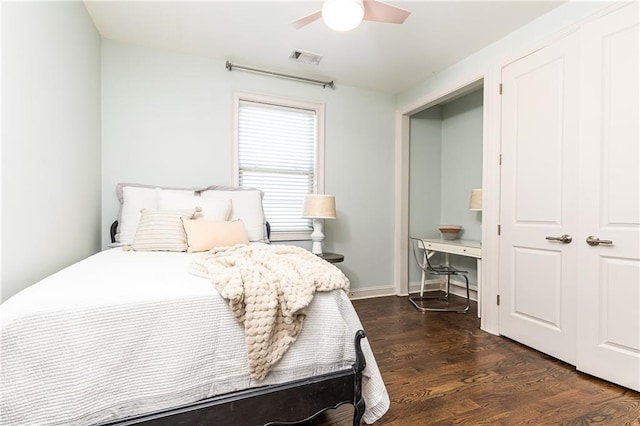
363;0;411;24
290;10;322;29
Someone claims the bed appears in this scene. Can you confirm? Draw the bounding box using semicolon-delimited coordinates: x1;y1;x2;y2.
0;184;389;425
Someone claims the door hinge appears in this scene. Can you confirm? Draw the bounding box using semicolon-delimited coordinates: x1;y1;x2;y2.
498;224;501;235
499;83;503;94
497;294;501;306
499;154;502;165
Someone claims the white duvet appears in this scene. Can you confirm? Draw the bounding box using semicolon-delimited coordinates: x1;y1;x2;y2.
0;248;389;425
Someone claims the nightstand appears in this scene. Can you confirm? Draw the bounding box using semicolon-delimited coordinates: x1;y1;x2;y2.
319;252;344;264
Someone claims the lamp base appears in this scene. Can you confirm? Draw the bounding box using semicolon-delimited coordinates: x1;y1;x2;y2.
310;218;324;256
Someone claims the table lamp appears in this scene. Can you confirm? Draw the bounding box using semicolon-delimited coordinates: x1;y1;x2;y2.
302;194;336;256
469;189;483;211
469;188;483;245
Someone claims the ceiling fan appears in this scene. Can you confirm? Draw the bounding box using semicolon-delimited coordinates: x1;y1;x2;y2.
291;0;411;32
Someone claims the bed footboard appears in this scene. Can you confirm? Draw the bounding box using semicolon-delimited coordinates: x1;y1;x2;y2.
104;330;367;426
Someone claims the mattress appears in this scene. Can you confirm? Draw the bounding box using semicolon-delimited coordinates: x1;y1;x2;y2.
0;248;389;425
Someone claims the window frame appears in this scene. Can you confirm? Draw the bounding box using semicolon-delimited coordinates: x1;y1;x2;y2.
232;91;325;241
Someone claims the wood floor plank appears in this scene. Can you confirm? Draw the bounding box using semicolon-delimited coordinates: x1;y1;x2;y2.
305;295;640;425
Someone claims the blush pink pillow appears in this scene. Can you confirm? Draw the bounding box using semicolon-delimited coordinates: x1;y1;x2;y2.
182;219;250;253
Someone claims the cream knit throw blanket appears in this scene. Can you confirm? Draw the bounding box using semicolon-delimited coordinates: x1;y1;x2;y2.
190;244;350;381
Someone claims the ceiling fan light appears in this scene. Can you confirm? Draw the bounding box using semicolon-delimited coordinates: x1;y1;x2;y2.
322;0;364;31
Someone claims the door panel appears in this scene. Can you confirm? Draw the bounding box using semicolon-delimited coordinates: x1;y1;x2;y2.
600;258;639;351
513;247;562;328
577;2;639;391
513;59;564;224
499;34;579;365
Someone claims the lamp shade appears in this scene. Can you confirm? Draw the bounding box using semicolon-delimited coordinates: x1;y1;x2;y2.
322;0;364;31
302;194;336;219
469;189;483;211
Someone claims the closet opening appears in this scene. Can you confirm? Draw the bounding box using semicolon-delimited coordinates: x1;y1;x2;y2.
393;76;493;330
408;88;484;304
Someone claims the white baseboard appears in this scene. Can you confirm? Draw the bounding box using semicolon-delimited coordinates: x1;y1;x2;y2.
348;279;478;301
348;286;396;300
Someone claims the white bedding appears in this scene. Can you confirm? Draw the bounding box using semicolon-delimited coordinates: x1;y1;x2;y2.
0;248;389;425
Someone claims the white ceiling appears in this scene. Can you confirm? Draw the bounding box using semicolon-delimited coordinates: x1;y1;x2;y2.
84;1;565;94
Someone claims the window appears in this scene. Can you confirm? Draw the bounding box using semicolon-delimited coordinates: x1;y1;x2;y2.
234;92;324;241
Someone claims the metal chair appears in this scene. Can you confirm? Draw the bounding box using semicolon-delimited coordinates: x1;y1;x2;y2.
409;237;470;313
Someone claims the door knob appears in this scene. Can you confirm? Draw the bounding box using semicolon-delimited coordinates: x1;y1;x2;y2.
586;235;613;246
546;234;572;244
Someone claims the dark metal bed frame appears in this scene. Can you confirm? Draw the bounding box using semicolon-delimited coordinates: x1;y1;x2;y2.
105;221;366;426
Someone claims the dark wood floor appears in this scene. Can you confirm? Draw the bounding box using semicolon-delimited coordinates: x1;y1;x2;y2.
307;295;640;425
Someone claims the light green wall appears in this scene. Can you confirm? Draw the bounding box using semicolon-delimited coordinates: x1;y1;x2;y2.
408;89;483;285
408;106;442;282
409;106;443;239
1;2;102;302
441;89;483;283
441;89;483;240
397;1;609;108
101;40;396;291
1;0;611;301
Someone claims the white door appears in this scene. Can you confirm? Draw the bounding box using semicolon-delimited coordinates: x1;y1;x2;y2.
576;3;640;391
499;34;580;365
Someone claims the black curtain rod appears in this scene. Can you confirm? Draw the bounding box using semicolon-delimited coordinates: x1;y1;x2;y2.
225;61;335;89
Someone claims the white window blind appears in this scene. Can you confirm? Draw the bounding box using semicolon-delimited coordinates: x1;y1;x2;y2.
237;98;321;237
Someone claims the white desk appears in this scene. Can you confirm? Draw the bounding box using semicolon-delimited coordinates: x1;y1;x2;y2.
419;238;482;316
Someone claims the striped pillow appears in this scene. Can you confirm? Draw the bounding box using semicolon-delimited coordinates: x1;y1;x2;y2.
130;208;200;252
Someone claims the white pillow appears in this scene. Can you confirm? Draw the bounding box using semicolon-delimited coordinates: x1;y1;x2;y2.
157;189;231;221
118;186;192;245
118;186;159;245
200;189;267;242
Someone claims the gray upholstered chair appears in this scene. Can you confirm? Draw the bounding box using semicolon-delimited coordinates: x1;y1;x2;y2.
409;237;470;313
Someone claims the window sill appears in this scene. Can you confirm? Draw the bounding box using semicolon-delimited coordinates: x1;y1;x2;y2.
269;231;311;242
